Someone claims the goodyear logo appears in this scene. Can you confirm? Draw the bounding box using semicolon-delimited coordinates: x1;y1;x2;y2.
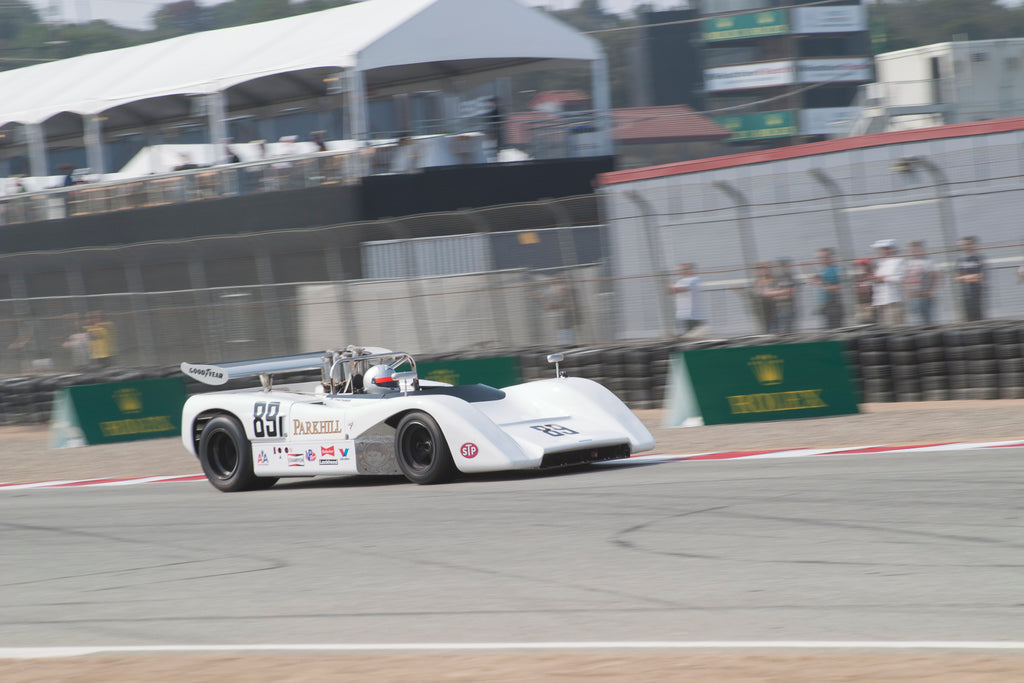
748;354;784;386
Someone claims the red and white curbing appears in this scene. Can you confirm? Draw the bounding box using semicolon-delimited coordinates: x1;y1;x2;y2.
0;474;205;491
615;439;1024;465
2;440;1023;490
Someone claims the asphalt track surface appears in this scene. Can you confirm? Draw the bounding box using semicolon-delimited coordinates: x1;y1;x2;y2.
4;446;1024;651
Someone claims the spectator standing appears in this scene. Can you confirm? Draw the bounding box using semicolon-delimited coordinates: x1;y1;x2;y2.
871;239;905;326
668;262;704;336
812;247;843;329
771;259;799;334
85;312;117;369
62;318;91;370
955;235;986;321
534;274;579;347
487;96;503;152
743;262;777;333
60;163;75;187
851;258;875;324
903;240;938;325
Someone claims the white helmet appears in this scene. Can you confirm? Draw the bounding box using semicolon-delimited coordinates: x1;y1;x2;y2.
363;364;398;394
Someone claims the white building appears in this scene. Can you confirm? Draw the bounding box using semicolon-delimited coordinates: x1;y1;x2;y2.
848;38;1024;135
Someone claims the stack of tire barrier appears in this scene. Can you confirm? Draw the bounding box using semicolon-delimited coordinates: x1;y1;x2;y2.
1;322;1021;425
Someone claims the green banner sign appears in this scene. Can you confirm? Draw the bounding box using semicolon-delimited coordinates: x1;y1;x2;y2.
417;357;521;389
665;342;858;426
702;10;789;42
716;110;798;141
50;377;187;447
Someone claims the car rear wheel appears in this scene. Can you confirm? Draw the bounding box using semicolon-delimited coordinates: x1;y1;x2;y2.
199;416;276;492
395;411;456;485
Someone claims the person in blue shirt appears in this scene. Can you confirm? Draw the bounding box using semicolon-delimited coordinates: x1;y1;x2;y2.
812;247;843;329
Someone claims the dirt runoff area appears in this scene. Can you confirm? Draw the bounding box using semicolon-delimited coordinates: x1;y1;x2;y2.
3;652;1024;683
2;400;1023;681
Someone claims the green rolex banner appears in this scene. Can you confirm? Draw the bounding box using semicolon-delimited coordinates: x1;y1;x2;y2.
702;9;789;42
416;357;521;389
664;342;858;426
49;377;187;448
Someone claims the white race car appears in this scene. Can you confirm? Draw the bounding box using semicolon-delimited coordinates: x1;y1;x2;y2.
180;346;654;491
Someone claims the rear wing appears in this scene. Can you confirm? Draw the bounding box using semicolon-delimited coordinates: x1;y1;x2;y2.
181;352;329;386
180;346;413;393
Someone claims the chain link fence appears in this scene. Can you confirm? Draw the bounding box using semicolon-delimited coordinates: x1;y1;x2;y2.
603;135;1024;340
5;132;1024;376
0;195;610;373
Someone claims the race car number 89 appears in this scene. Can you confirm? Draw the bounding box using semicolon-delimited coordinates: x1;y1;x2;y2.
253;402;284;438
531;423;578;437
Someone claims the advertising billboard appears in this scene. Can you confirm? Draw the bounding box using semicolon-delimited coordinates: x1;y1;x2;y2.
715;110;798;141
702;10;789;42
797;58;872;83
704;60;795;91
791;6;867;34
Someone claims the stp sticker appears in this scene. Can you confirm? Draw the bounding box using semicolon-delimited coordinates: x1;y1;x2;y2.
460;442;478;459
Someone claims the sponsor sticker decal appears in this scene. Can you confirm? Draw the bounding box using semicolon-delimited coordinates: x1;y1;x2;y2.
460;443;478;459
305;448;316;463
257;451;269;465
319;458;339;466
321;445;335;457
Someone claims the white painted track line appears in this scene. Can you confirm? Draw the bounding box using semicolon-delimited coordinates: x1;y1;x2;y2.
4;641;1024;658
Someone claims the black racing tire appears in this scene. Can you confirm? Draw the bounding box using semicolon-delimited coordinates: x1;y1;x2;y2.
917;346;946;363
395;411;456;485
199;416;275;492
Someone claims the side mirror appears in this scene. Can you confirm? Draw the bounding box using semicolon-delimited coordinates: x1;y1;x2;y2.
393;370;419;395
546;353;565;378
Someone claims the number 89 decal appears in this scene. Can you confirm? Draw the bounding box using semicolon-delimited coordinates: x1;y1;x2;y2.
253;402;284;438
530;423;578;437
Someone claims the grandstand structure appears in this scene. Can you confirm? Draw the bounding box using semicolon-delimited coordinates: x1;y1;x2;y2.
0;0;609;179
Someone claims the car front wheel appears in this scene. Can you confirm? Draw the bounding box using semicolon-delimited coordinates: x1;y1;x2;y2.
395;411;456;485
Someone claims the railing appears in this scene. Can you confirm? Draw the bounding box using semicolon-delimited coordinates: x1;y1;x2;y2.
0;108;613;226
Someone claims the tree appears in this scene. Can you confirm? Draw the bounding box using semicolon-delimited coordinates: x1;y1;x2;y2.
0;0;38;41
873;0;1024;52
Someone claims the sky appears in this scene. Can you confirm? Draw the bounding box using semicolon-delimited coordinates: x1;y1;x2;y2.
23;0;690;31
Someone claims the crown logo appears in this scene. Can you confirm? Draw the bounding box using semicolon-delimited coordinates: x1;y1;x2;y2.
426;369;459;386
748;354;784;385
113;387;143;414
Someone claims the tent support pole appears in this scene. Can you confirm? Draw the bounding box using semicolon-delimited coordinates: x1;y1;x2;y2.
346;68;369;178
591;51;613;157
84;115;105;175
26;123;47;178
207;92;229;163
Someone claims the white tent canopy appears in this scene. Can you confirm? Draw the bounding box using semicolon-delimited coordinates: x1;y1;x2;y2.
0;0;602;128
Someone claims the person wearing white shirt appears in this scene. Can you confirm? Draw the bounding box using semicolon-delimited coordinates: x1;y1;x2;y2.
668;262;705;335
871;239;906;326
